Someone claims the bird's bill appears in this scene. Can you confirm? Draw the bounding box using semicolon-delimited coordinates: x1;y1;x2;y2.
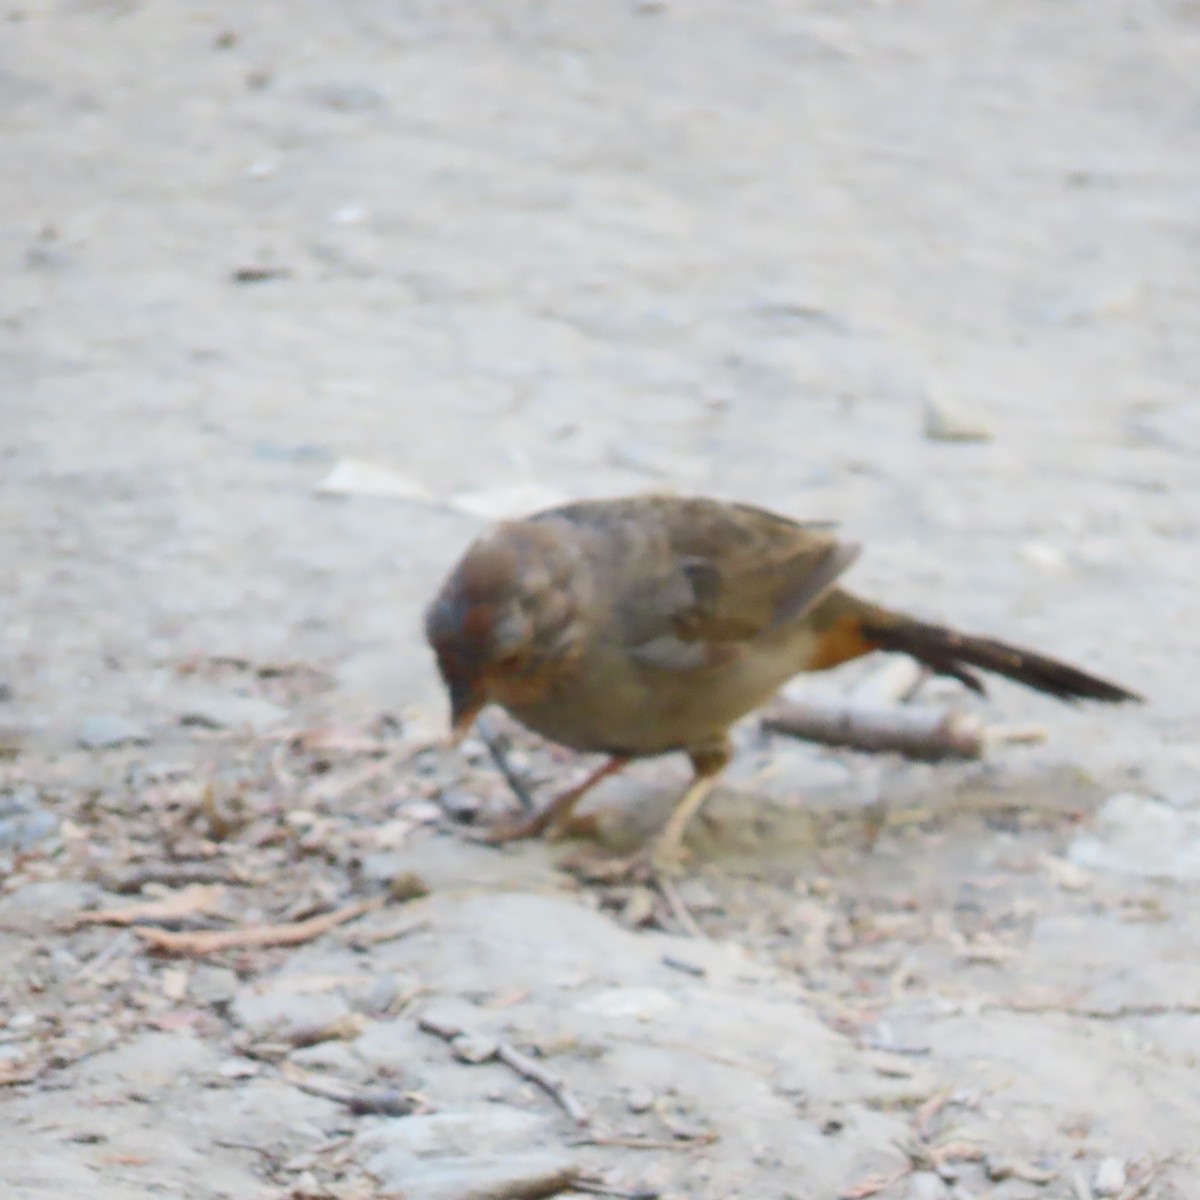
447;677;486;745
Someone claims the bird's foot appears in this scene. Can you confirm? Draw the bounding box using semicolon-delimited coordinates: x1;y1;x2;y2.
471;805;604;846
475;807;555;845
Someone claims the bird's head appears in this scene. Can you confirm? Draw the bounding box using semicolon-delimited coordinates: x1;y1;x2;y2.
424;520;589;741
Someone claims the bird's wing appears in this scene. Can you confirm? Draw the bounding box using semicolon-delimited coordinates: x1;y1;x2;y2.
570;496;860;667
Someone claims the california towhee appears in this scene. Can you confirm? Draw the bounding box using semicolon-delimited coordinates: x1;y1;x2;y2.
426;495;1139;868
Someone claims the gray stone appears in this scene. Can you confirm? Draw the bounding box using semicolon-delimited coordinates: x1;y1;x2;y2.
923;394;993;443
906;1173;949;1200
367;1153;579;1200
231;986;352;1042
0;880;98;927
358;1108;551;1158
353;1015;432;1071
188;964;240;1008
356;1109;576;1198
1093;1157;1126;1196
77;713;150;749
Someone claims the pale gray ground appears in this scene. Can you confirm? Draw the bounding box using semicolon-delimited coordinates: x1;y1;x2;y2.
2;2;1200;1198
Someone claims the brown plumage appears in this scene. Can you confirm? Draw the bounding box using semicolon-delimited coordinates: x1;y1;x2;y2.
425;495;1140;868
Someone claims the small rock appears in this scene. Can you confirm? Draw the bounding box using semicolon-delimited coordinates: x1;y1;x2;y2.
217;1057;260;1079
77;714;151;750
1093;1158;1126;1196
626;1086;655;1114
231;987;352;1043
924;394;993;443
0;788;59;851
188;964;240;1007
437;789;483;823
357;1109;577;1198
369;1154;578;1200
906;1172;949;1200
356;973;410;1016
358;1108;552;1160
0;880;98;927
388;871;431;902
985;1156;1059;1185
179;693;287;733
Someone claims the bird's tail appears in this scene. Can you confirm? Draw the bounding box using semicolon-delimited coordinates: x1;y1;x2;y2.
857;607;1141;703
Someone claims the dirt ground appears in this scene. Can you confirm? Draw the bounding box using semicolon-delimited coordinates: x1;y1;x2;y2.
3;2;1200;1198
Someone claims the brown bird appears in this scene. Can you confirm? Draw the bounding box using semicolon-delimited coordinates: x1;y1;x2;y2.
425;495;1139;870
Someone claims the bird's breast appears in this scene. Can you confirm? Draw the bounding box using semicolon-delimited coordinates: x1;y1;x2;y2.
494;624;822;758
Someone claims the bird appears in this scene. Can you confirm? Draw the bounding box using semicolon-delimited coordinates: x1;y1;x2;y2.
425;494;1140;871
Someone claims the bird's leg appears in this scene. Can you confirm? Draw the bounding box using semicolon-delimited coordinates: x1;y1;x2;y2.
642;742;730;873
486;756;629;844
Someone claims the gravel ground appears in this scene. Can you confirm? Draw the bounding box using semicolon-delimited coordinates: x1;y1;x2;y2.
2;2;1199;1198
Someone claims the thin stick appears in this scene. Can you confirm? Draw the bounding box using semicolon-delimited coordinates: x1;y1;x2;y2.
419;1013;590;1126
496;1042;591;1126
133;896;385;956
655;877;705;940
477;714;535;811
280;1061;417;1116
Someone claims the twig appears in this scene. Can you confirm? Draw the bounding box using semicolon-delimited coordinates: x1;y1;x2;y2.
419;1013;590;1126
660;953;706;978
132;895;385;956
763;699;985;762
477;714;536;812
498;1042;590;1126
655;877;705;940
280;1061;419;1116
